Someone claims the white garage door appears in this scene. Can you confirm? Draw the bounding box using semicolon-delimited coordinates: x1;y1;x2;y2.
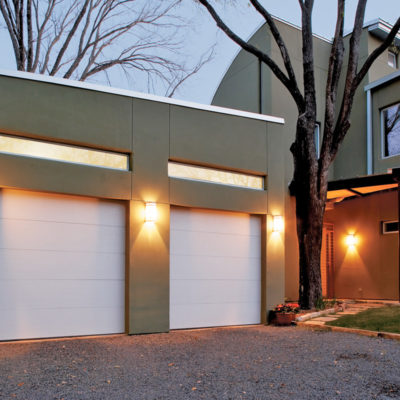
0;189;125;341
170;207;261;329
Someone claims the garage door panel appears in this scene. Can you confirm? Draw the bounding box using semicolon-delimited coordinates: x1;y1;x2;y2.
170;207;261;329
0;189;125;340
170;303;260;330
0;280;124;309
170;230;260;258
171;207;260;236
0;250;124;280
171;279;260;305
0;220;125;253
0;189;125;226
170;255;260;281
0;306;125;341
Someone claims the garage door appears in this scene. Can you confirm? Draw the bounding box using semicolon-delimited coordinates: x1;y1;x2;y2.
170;207;261;329
0;189;125;341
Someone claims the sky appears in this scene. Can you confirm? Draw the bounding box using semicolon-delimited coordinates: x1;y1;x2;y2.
0;0;399;105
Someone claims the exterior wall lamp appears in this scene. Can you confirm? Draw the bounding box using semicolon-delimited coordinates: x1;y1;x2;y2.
346;233;357;247
272;215;284;233
145;202;157;223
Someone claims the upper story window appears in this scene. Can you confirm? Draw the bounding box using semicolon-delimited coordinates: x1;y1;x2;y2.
388;51;397;68
382;103;400;158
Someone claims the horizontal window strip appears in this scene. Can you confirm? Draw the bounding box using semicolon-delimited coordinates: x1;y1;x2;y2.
0;134;129;170
168;162;264;190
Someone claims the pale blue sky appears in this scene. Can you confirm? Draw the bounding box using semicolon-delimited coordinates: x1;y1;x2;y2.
0;1;398;104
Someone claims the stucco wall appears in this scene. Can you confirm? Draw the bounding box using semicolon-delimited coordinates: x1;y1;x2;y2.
0;73;287;334
212;19;332;302
325;190;399;300
371;79;400;174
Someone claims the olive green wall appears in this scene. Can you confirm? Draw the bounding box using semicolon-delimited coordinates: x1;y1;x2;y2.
325;190;399;300
371;79;400;174
332;33;370;180
0;73;286;334
211;19;400;301
212;19;332;302
0;76;132;151
333;34;399;179
368;37;398;83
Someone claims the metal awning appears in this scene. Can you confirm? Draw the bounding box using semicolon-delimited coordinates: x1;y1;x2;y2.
327;169;400;201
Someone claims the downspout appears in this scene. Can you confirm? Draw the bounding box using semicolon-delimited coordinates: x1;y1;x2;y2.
366;89;373;175
258;59;262;114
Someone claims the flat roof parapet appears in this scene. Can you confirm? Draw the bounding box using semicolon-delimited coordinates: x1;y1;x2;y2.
0;70;285;125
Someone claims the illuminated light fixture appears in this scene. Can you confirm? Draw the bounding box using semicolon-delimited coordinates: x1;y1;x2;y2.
272;215;284;233
346;234;357;246
145;202;157;223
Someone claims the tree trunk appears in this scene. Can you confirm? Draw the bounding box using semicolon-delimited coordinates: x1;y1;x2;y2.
296;188;324;309
291;117;326;309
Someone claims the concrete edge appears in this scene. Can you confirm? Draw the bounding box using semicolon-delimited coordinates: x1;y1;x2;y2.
296;322;400;342
295;307;337;322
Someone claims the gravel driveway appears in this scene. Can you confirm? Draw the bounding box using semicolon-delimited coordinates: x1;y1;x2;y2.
1;325;400;400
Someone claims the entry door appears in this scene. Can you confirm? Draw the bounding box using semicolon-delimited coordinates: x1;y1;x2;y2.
0;189;126;341
321;223;334;298
170;207;261;329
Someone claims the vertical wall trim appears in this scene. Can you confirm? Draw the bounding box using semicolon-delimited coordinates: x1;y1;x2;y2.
398;183;400;302
260;214;267;323
366;89;373;175
258;60;263;114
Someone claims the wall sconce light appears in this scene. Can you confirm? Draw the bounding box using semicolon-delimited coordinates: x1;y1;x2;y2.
145;202;157;223
346;233;357;246
272;215;284;232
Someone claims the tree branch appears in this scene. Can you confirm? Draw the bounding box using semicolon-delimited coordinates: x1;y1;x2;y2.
50;0;90;75
197;0;305;111
319;0;345;171
354;16;400;88
330;0;368;155
249;0;299;92
27;0;33;70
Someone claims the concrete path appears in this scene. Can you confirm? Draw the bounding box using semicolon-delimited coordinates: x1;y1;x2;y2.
298;301;400;342
302;302;384;327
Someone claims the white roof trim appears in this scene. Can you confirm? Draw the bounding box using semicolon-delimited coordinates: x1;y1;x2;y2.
364;69;400;91
0;69;285;125
210;15;330;104
345;18;400;43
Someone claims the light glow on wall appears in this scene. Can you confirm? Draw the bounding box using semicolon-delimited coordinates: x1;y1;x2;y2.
0;133;129;170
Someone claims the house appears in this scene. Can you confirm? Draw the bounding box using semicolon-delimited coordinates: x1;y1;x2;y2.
0;16;399;342
0;71;286;341
213;17;400;303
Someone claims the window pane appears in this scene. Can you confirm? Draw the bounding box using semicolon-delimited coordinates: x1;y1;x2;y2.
168;162;264;190
314;123;320;159
388;51;397;68
383;104;400;157
0;134;129;170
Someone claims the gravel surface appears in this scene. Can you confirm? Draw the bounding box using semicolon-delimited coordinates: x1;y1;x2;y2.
1;325;400;400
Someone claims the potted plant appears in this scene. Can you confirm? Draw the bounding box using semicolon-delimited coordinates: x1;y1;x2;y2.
273;303;300;326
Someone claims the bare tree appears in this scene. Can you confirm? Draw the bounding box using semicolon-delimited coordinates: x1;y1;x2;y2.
197;0;400;308
0;0;212;95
